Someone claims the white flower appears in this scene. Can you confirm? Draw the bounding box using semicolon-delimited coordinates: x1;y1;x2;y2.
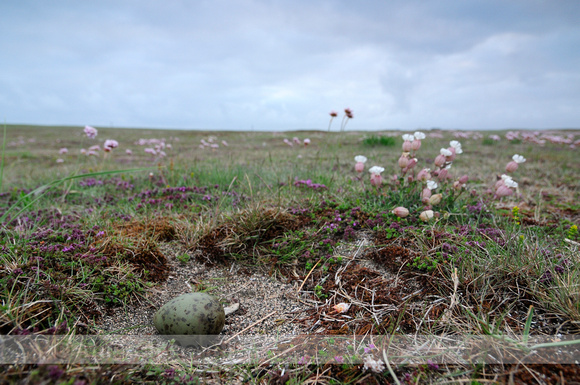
354;155;367;163
333;303;350;313
449;140;463;154
427;180;438;190
363;356;385;373
413;131;426;140
501;174;518;188
368;166;384;175
512;154;526;163
440;148;452;156
505;178;518;188
402;134;415;141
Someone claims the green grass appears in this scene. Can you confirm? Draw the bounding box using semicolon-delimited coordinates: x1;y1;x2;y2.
1;125;579;383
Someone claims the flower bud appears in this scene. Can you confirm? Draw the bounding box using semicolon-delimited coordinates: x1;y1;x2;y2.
417;168;431;181
411;140;421;151
495;185;514;198
402;141;413;152
421;187;432;200
437;168;448;181
429;194;442;205
458;175;469;184
406;158;418;170
505;161;518;173
392;207;410;218
446;147;457;161
355;162;365;173
370;174;382;187
419;210;434;222
434;154;446;167
398;154;409;169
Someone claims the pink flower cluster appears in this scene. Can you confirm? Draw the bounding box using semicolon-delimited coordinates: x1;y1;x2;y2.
283;137;311;147
328;108;353;131
136;138;172;157
506;130;578;148
198;136;227;150
452;131;483;140
103;139;119;152
80;145;101;156
359;134;471;222
493;154;526;199
84;125;98;139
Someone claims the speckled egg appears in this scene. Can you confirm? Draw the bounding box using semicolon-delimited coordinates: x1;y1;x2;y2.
153;292;225;346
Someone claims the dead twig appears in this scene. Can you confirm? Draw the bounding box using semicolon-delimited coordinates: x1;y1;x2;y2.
224;310;276;344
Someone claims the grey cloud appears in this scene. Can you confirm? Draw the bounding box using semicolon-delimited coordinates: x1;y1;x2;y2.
1;0;579;130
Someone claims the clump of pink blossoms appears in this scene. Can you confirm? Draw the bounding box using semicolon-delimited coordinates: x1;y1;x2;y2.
84;125;98;139
103;139;119;152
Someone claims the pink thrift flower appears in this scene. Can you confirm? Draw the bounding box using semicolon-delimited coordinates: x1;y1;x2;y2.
84;125;98;139
105;139;119;148
303;138;311;146
125;149;132;155
293;137;301;145
56;158;64;163
222;140;228;147
329;110;338;118
283;138;293;147
59;148;68;154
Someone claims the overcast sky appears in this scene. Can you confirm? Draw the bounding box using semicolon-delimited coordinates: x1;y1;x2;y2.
1;0;579;131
